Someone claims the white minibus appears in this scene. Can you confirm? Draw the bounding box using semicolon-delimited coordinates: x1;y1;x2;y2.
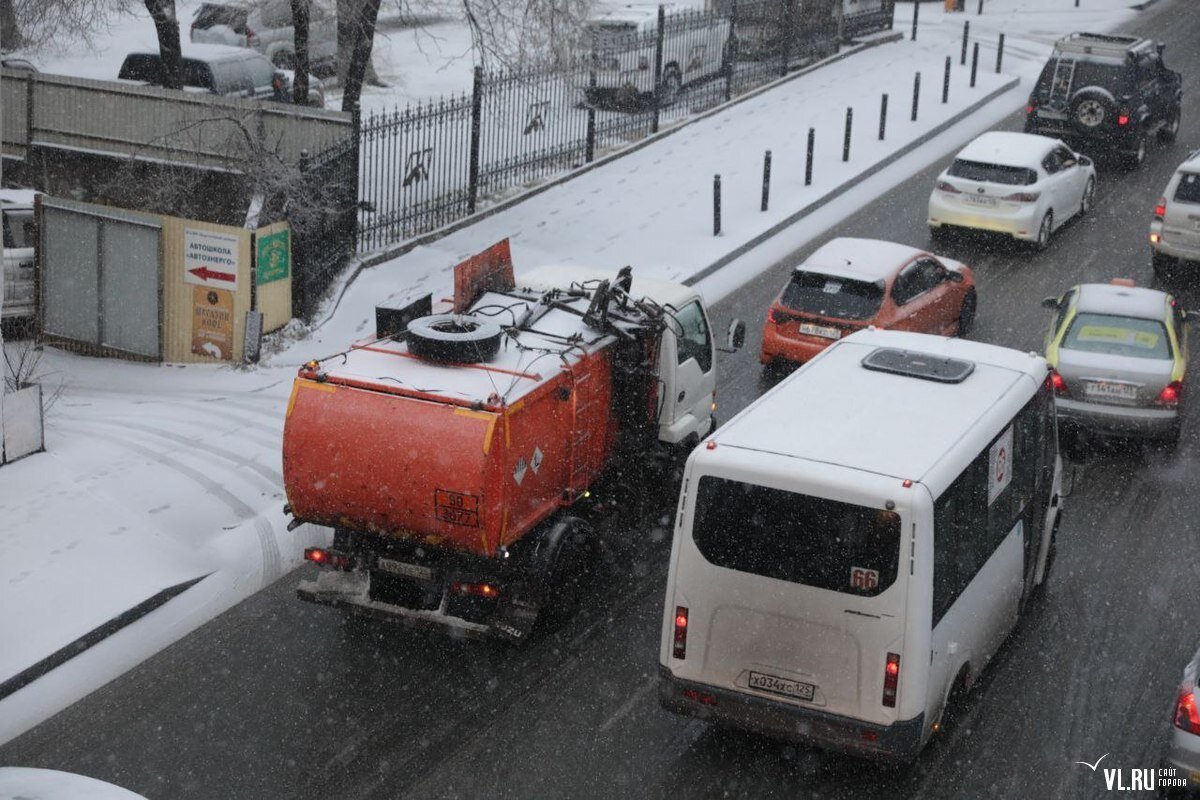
659;329;1063;760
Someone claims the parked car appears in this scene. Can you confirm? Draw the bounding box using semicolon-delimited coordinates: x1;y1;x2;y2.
759;238;976;371
1042;279;1191;447
1162;645;1200;797
579;4;735;109
1;189;37;327
1150;149;1200;280
1023;32;1182;169
0;57;37;71
117;44;325;107
190;0;337;73
928;131;1097;250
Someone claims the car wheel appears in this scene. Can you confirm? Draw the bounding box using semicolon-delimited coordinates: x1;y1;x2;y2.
657;66;682;107
1034;211;1053;251
1123;133;1147;171
1159;107;1181;144
1079;177;1095;217
1152;250;1178;282
957;289;977;337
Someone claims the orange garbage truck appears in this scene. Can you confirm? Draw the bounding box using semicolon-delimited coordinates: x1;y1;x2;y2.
283;252;743;641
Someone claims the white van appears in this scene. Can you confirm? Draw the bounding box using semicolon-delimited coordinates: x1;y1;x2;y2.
658;329;1063;760
1;190;36;324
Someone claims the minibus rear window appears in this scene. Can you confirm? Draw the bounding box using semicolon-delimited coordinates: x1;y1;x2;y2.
692;476;901;596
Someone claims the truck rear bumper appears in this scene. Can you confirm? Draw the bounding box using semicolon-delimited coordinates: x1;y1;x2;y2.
298;571;493;639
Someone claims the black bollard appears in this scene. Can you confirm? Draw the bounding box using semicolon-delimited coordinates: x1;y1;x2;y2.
805;128;815;186
971;42;979;87
713;174;722;236
911;0;920;41
943;56;951;103
912;72;921;121
961;20;969;65
761;151;771;212
843;108;853;162
879;93;888;140
996;33;1005;73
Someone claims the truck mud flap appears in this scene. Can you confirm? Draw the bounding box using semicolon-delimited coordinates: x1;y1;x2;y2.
488;596;540;643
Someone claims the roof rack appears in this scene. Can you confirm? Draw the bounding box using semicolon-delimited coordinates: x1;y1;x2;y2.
1054;32;1149;60
860;348;975;384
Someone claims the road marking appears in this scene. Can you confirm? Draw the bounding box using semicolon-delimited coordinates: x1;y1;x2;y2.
598;675;659;733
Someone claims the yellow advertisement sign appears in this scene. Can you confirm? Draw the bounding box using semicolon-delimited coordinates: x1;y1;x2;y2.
191;286;234;360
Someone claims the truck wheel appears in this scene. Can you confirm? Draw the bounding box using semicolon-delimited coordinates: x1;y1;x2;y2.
536;518;595;631
1070;91;1112;132
406;314;503;363
1159;107;1181;143
1123;133;1147;171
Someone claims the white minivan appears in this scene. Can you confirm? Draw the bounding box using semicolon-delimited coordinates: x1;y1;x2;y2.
1;190;36;325
659;329;1063;761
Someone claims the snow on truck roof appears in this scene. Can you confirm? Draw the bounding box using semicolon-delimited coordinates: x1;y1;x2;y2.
712;330;1046;485
956;131;1059;169
796;238;926;283
314;282;665;409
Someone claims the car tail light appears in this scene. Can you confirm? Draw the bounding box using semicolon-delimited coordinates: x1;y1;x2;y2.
1175;686;1200;734
1117;112;1130;126
1156;381;1182;408
682;687;717;705
936;180;962;194
1001;191;1041;203
1050;369;1070;398
1154;197;1167;220
450;581;501;598
882;652;900;708
304;547;350;569
673;606;689;659
1025;102;1036;115
273;74;285;93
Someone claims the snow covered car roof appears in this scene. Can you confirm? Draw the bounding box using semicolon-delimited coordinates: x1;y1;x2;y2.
0;767;149;800
0;189;37;208
1073;282;1170;321
796;237;927;283
712;329;1046;485
955;131;1061;169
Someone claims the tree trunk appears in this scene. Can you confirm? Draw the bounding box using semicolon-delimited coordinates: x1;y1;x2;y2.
340;0;381;114
290;0;311;105
144;0;183;90
0;0;22;51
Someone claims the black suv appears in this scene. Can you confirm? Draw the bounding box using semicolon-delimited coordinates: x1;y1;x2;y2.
1024;32;1181;169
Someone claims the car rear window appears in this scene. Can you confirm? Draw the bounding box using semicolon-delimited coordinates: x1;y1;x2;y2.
1174;172;1200;204
691;476;902;597
948;159;1037;186
118;54;164;84
1063;312;1171;360
193;4;248;32
3;209;34;249
781;271;884;320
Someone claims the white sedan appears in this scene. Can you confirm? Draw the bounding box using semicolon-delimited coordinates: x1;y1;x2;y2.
928;131;1097;249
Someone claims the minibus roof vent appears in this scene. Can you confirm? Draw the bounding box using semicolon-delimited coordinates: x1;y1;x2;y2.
860;347;975;383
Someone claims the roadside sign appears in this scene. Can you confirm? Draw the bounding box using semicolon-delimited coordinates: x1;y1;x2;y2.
256;228;290;284
191;286;234;360
184;227;240;291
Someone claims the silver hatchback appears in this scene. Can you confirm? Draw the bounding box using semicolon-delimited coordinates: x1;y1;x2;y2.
1042;280;1192;445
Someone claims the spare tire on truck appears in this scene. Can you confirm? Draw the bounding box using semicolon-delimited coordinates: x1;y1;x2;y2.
1070;90;1115;131
406;314;503;363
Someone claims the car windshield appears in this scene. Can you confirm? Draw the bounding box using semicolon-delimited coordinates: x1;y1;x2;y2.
948;159;1037;185
691;476;901;597
1063;312;1171;360
780;270;884;320
1174;172;1200;204
117;54;163;83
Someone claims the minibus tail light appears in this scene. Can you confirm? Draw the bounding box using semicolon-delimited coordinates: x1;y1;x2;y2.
882;652;900;708
673;606;689;659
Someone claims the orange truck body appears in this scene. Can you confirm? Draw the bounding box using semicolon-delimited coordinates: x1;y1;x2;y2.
282;340;620;559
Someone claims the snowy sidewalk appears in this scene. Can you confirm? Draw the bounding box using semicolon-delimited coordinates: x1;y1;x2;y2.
0;0;1144;747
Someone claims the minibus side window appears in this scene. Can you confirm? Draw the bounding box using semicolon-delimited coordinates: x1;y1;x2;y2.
933;453;987;626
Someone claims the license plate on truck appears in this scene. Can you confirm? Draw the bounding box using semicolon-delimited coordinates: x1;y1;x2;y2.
376;558;435;582
748;671;816;701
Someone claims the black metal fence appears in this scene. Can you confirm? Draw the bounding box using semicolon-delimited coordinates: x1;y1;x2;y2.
293;127;361;317
350;1;893;261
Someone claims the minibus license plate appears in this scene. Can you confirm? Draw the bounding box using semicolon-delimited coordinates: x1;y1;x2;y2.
376;558;435;582
798;323;840;340
748;671;815;701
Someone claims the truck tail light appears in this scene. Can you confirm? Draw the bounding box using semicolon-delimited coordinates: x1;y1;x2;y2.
1024;101;1036;115
1156;381;1182;408
305;547;350;569
682;687;717;705
936;180;962;194
450;581;501;598
1117;111;1130;126
1154;197;1167;220
882;652;900;708
673;606;689;659
1175;686;1200;734
1050;369;1070;398
1001;191;1040;203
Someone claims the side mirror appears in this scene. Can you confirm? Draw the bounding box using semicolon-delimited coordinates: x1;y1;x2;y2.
1186;310;1200;324
719;319;746;353
1041;297;1061;311
947;270;965;283
1078;155;1092;167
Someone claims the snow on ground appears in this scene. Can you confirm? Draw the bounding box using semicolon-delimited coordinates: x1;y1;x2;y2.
0;0;1143;748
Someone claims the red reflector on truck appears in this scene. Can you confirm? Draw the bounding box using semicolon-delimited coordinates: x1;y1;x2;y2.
882;652;900;708
682;688;717;705
673;606;689;659
451;581;501;598
304;547;349;569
